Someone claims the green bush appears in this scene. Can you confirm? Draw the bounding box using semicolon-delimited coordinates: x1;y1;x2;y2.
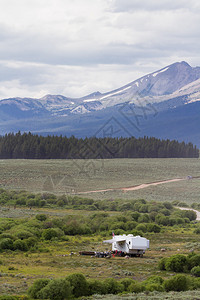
28;278;50;298
25;237;38;248
0;233;14;240
128;282;145;293
146;223;161;233
66;273;88;298
38;279;72;300
103;278;124;294
87;279;106;295
36;214;47;222
158;257;167;270
16;230;33;240
62;221;86;235
13;239;28;251
145;282;164;292
16;198;27;205
194;227;200;234
144;276;164;292
188;254;200;269
163;202;173;209
182;210;196;221
0;238;14;251
135;224;147;233
191;266;200;277
164;274;189;292
165;254;189;272
119;278;135;291
125;221;137;230
131;212;140;221
145;275;164;285
42;228;60;240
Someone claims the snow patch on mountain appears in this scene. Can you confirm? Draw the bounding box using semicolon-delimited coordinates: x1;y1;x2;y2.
1;61;200;118
152;67;169;77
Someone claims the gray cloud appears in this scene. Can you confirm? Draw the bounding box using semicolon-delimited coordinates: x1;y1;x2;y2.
112;0;200;12
0;0;200;99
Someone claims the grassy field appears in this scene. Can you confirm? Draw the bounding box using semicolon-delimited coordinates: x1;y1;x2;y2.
0;158;200;203
0;205;200;297
0;159;200;298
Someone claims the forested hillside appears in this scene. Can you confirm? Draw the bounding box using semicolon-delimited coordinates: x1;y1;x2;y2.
0;132;198;159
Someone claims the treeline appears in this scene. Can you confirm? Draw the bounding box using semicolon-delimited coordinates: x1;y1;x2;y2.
0;132;198;159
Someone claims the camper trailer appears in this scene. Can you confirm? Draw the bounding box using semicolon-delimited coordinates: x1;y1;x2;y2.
103;234;149;257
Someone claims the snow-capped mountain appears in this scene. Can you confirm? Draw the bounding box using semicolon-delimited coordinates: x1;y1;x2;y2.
1;61;200;117
1;61;200;146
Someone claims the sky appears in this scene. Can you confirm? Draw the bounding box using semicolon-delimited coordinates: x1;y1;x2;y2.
0;0;200;100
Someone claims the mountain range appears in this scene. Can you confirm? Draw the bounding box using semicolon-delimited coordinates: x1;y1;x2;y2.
1;61;200;146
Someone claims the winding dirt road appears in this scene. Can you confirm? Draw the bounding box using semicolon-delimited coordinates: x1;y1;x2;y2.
79;177;186;194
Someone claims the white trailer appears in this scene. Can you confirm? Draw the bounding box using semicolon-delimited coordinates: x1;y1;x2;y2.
103;234;149;257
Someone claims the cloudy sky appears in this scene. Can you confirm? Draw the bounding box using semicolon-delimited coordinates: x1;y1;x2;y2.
0;0;200;99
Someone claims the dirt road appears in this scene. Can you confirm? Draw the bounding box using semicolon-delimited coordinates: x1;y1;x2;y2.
79;177;186;194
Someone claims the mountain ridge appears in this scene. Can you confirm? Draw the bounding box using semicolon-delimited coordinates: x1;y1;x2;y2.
0;61;200;146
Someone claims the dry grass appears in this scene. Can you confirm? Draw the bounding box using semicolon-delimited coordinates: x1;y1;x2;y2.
0;158;200;203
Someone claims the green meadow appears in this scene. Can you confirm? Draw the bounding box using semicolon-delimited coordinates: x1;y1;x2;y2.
0;158;200;299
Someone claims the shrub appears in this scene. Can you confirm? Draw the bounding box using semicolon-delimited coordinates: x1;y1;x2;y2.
28;278;50;298
66;273;88;298
125;221;137;231
103;278;124;294
164;274;189;291
145;275;164;285
0;233;14;240
42;228;60;240
0;238;14;250
145;283;164;292
175;217;185;225
160;208;171;216
38;279;72;300
146;223;161;233
165;254;189;272
191;266;200;277
119;278;135;291
131;212;140;221
87;279;106;295
27;199;36;207
63;221;85;235
194;227;200;234
128;282;145;293
163;202;173;209
182;210;196;221
135;224;147;233
13;239;28;251
39;200;47;207
158;257;167;270
16;230;33;240
188;254;200;269
36;214;47;222
25;237;37;248
138;214;150;223
16;198;27;205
